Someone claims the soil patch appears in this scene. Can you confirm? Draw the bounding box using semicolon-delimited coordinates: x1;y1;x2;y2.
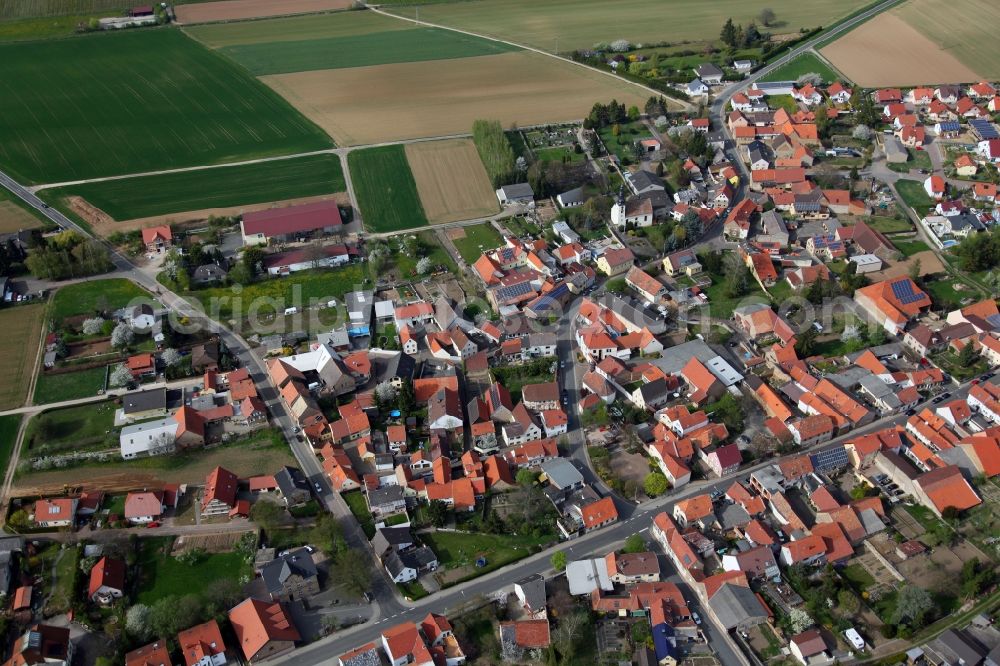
446;227;467;240
172;530;254;554
405;139;498;224
820;13;979;87
260;51;650;146
175;0;352;24
866;250;944;281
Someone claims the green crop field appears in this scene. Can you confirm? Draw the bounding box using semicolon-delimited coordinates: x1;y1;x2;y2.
384;0;872;53
0;0;127;19
0;29;332;185
219;27;520;75
760;52;843;84
348;146;429;233
185;11;409;48
41;154;345;221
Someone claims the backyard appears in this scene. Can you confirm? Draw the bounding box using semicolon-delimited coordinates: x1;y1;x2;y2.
895;179;936;213
50;279;150;324
451;223;504;264
33;366;107;405
135;536;250;604
421;530;551;582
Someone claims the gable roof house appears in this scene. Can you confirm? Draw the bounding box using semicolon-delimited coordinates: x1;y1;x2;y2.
88;557;125;604
854;277;932;335
228;598;300;663
201;466;239;518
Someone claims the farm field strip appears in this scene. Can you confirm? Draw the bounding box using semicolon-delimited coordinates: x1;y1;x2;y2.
261;51;648;146
348;146;429;232
820;11;982;86
382;0;873;53
0;304;45;410
40;153;346;221
185;10;410;48
0;0;127;19
404;139;498;224
218;27;520;75
0;29;332;185
175;0;352;24
892;0;1000;79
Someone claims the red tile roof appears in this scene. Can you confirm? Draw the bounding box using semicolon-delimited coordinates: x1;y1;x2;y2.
88;556;125;599
229;598;300;662
178;620;227;666
202;466;239;511
242;200;342;237
581;497;618;529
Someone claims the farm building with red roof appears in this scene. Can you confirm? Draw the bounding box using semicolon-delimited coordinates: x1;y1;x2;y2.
240;200;342;246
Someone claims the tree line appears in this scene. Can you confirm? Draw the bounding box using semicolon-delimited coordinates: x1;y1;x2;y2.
472;119;517;188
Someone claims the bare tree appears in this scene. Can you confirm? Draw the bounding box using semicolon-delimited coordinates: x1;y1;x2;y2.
758;8;776;26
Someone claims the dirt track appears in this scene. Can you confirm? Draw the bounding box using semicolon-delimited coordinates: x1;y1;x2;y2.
405;139;498;224
820;13;979;86
175;0;353;24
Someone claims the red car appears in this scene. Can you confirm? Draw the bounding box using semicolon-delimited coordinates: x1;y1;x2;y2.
146;521;161;528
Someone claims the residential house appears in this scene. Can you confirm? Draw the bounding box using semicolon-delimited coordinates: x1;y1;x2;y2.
88;557;125;604
259;548;320;602
228;598;300;663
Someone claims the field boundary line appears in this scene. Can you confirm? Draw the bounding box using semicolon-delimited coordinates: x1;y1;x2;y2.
365;5;693;112
807;47;851;85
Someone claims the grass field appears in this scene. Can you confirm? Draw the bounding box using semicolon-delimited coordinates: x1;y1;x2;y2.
219;27;520;75
14;429;294;493
51;279;149;323
895;180;936;213
0;305;45;410
24;401;115;456
262;50;648;146
820;12;980;87
0;29;332;185
892;0;1000;79
760;52;843;84
186;11;409;48
451;223;503;263
136;536;250;604
867;215;913;233
420;530;549;577
349;146;429;232
186;265;366;318
342;490;376;538
894;239;931;257
0;416;21;488
0;185;45;234
33;366;107;404
41;154;346;222
405;140;498;224
384;0;872;53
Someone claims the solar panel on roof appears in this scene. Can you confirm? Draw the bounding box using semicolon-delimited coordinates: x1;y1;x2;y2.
890;280;924;305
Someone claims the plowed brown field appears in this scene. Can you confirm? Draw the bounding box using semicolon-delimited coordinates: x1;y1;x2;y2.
260;51;651;145
405;140;498;224
175;0;352;24
820;13;979;87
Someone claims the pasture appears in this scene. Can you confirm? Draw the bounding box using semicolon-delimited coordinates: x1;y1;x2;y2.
40;154;346;222
185;10;408;48
760;53;843;84
893;0;1000;79
0;29;332;185
820;13;980;86
384;0;872;53
218;27;520;75
175;0;352;24
348;146;429;233
405;140;498;224
262;51;648;145
0;304;45;410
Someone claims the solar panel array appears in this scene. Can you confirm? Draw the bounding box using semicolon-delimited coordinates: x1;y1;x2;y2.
890;279;924;305
496;281;534;303
971;119;999;140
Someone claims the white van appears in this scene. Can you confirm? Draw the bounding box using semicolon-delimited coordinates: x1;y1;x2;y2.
284;307;298;316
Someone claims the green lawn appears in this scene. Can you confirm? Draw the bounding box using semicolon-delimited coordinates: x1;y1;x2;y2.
342;490;376;539
597;121;645;164
534;146;584;164
0;29;332;184
867;215;913;234
348;146;429;233
420;530;550;577
701;279;768;319
388;232;457;278
0;416;21;489
33;366;107;404
136;536;250;604
186;265;366;319
895;180;936;213
452;223;503;263
43;544;79;614
924;276;979;310
384;0;872;54
760;52;843;84
767;94;800;114
894;239;931;257
50;278;150;323
41;154;346;222
842;563;876;588
24;400;115;455
219;27;520;75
